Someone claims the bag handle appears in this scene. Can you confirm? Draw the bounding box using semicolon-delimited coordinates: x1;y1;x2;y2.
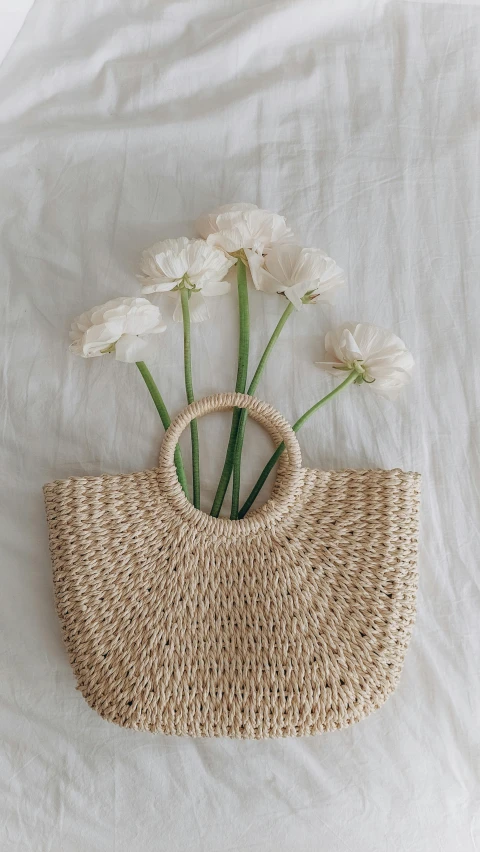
157;393;303;519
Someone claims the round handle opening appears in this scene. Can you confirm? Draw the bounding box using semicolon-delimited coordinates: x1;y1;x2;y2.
157;392;303;523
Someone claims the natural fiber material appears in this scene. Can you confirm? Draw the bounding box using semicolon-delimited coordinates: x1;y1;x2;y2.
44;393;421;738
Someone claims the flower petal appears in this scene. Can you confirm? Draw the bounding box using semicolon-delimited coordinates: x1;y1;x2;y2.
172;297;183;323
264;244;303;283
77;324;121;357
196;203;258;238
243;249;265;289
114;334;150;362
188;292;210;322
324;324;358;362
201;279;231;297
207;230;244;254
172;292;210;323
284;285;304;311
140;278;177;293
253;264;285;294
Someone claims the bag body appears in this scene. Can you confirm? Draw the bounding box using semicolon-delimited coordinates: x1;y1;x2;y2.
44;393;420;738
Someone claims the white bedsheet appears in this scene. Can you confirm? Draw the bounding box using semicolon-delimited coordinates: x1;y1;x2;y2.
1;1;479;849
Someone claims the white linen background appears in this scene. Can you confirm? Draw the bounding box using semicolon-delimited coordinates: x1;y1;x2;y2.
0;0;479;849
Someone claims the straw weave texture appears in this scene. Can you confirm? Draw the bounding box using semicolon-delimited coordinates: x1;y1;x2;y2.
44;393;421;738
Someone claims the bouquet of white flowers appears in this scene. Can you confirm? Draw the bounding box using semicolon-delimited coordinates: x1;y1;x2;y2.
70;202;414;519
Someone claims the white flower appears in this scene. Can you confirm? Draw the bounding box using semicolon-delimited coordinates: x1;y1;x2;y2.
138;237;234;323
316;322;414;399
69;297;166;362
196;203;294;285
254;244;345;309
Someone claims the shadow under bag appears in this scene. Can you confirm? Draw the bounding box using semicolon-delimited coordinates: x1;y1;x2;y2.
44;392;421;738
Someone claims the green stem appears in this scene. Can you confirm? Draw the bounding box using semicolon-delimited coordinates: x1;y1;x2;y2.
180;288;200;508
210;260;250;517
135;361;189;497
230;300;295;519
237;370;358;519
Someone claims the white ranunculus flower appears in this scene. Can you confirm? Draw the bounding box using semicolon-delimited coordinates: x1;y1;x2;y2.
316;322;414;399
254;244;345;309
69;297;166;362
138;237;234;323
195;203;294;285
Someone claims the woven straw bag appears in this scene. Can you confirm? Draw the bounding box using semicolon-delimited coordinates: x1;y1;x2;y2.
44;392;420;738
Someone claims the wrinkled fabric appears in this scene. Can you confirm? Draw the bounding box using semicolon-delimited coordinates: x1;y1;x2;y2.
0;1;479;850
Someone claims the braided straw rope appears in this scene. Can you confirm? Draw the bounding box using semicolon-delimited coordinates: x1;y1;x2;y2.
44;393;421;738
